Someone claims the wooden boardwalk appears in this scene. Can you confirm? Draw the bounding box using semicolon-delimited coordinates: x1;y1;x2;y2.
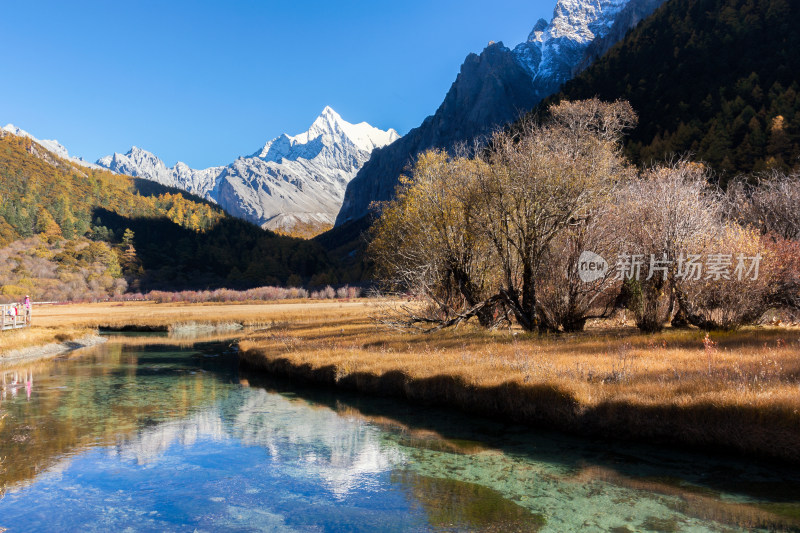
1;304;29;331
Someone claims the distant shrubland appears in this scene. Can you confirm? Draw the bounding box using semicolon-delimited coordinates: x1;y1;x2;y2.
145;285;360;304
0;236;127;302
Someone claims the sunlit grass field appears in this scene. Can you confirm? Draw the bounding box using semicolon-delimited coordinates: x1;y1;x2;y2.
238;303;800;462
0;299;373;354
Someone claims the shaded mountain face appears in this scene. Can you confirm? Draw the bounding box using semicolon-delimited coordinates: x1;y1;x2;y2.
336;43;540;225
572;0;667;75
97;107;398;234
334;0;652;227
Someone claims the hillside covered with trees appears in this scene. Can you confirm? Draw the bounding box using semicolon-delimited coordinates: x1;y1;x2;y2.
540;0;800;179
0;133;336;300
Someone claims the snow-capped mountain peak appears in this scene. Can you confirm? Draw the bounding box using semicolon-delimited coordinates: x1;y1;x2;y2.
254;107;399;163
97;146;224;198
96;107;398;234
513;0;629;92
529;18;550;40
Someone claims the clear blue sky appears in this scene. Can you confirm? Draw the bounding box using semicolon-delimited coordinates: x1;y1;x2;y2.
1;1;553;169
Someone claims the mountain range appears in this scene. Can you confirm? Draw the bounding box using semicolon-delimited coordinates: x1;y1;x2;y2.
96;107;399;235
3;0;662;243
0;127;338;294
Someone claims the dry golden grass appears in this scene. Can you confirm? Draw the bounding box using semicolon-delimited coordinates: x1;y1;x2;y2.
5;299;800;461
1;299;374;355
238;305;800;462
0;326;94;355
29;299;375;329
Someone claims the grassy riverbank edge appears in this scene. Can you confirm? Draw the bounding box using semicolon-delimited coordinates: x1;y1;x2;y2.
0;334;106;366
238;349;800;465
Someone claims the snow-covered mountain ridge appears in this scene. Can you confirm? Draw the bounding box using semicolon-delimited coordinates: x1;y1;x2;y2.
1;124;104;170
96;107;398;233
512;0;630;101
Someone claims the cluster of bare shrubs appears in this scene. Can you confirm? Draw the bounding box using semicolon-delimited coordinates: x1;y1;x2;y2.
371;99;800;333
144;285;360;304
0;236;127;303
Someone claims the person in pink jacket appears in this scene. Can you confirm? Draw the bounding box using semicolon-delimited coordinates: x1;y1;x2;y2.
23;295;31;325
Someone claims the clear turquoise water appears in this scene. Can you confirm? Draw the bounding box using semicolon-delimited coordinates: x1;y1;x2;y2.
0;341;798;532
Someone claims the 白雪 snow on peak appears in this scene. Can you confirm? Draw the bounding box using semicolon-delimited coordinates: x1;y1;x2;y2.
95;107;399;233
255;107;399;162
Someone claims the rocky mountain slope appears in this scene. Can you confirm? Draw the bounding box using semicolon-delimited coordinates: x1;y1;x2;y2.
511;0;628;101
97;107;398;234
334;0;665;226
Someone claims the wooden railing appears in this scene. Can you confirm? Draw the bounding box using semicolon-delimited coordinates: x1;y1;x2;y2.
1;304;29;331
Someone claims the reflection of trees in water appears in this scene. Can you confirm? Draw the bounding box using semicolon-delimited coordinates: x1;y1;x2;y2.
1;361;405;501
392;470;546;532
268;386;800;532
62;374;800;532
0;344;228;494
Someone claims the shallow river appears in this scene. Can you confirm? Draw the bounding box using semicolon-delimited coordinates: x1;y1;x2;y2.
0;340;798;532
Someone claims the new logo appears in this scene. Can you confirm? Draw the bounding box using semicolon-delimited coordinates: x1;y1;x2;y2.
578;251;608;282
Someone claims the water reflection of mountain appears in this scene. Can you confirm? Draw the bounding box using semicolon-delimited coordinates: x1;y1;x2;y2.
242;376;800;533
111;387;405;497
1;343;404;502
107;380;800;531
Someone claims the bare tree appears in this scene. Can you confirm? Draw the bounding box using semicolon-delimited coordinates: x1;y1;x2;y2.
369;150;500;330
472;99;635;331
726;170;800;241
611;160;721;332
675;225;773;330
535;207;623;332
371;100;792;333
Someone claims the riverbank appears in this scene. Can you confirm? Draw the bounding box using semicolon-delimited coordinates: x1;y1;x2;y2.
238;307;800;464
0;334;106;366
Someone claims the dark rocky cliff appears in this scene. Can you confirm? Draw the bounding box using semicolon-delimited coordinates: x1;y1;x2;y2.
335;42;538;225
